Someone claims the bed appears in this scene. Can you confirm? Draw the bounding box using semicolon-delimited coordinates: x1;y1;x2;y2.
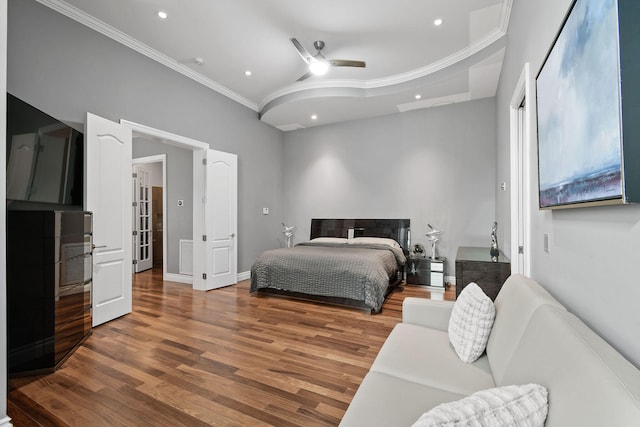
250;218;410;312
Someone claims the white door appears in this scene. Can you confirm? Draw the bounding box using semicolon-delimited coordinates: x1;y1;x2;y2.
86;113;132;326
204;149;237;290
133;164;153;272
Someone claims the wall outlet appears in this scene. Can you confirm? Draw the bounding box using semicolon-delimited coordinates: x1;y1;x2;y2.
262;207;269;215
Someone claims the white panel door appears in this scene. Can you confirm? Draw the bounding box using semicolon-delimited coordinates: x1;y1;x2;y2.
133;164;153;272
86;113;132;326
205;149;237;290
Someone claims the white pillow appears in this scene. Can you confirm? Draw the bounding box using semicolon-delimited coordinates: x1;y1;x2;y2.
412;383;549;427
310;237;348;244
348;237;401;249
448;282;495;363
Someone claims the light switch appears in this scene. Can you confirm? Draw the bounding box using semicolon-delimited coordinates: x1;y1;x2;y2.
262;207;269;215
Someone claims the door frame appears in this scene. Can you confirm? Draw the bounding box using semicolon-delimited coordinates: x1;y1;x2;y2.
132;155;166;275
509;63;533;276
121;120;214;290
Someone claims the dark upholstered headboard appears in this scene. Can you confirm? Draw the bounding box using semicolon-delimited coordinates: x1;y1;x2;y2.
310;218;411;254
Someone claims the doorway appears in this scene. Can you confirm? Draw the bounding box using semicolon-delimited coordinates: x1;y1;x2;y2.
132;155;166;273
121;120;237;290
509;63;532;276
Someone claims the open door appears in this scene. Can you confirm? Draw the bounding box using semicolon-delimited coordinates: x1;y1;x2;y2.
133;164;153;272
203;149;237;290
86;113;132;326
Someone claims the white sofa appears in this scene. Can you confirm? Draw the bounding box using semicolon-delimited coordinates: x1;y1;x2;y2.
340;274;640;426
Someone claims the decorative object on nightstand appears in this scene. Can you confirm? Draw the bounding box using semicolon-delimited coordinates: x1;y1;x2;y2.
426;223;441;260
490;221;499;261
410;243;426;258
406;256;446;288
455;246;510;301
282;223;296;247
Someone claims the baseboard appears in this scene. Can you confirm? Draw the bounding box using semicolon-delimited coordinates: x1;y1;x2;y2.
165;272;193;284
164;272;249;285
445;275;456;286
0;415;13;427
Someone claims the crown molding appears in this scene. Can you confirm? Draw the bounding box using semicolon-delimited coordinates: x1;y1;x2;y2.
34;0;259;112
259;0;512;111
34;0;512;120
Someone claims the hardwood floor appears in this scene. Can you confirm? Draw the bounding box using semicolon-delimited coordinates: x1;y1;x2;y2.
8;268;455;426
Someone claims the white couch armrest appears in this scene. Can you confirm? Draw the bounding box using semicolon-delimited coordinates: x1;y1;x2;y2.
402;298;454;331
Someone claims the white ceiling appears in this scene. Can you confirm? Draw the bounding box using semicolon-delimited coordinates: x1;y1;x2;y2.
37;0;512;131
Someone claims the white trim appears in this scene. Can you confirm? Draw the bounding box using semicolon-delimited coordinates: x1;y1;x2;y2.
0;416;12;427
259;0;513;110
121;120;209;150
122;120;206;289
509;63;533;277
178;239;194;275
445;275;456;286
165;273;193;285
132;154;167;281
34;0;257;112
35;0;512;118
237;271;251;282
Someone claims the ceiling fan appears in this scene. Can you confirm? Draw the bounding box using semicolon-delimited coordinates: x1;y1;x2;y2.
290;38;366;81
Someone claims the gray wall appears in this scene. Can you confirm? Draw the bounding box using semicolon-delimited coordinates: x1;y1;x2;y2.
283;98;497;276
495;0;640;367
7;0;285;272
133;138;192;275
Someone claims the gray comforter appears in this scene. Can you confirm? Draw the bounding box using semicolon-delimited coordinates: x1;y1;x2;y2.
250;242;406;312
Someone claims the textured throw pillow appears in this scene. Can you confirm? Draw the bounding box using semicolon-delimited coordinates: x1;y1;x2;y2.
412;383;549;427
448;282;495;363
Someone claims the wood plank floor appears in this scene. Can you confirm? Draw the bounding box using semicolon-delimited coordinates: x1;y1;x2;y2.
8;268;455;426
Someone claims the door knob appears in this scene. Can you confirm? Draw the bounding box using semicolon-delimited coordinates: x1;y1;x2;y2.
230;233;236;238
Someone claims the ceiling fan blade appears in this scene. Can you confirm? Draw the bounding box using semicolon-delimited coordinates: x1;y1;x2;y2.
296;71;313;81
329;59;366;68
290;38;313;64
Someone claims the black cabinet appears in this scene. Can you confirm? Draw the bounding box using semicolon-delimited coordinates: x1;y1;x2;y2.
7;210;92;376
406;257;446;287
455;246;510;301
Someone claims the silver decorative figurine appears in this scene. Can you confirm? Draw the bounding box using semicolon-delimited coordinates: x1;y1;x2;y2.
490;221;499;260
426;223;441;260
282;223;295;248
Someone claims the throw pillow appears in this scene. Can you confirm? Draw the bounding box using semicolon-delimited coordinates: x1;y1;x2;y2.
448;282;495;363
412;383;549;427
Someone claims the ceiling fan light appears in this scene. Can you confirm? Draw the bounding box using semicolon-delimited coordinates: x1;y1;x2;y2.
309;60;329;76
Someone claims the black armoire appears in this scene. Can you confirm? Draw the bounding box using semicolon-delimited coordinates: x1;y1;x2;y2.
7;210;93;376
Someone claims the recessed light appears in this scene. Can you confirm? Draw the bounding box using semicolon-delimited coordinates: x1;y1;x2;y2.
415;94;422;100
158;10;168;19
311;114;318;120
434;18;443;26
244;70;252;77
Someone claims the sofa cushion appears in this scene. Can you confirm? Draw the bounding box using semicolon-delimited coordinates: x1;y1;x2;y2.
411;383;548;427
370;323;495;396
486;274;566;384
499;305;640;426
448;282;495;363
339;371;466;427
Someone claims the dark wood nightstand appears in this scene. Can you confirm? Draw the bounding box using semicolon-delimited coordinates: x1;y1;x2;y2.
406;257;446;287
455;246;510;301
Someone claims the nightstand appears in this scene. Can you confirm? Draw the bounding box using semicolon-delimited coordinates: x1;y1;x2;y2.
406;257;446;287
455;246;510;301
